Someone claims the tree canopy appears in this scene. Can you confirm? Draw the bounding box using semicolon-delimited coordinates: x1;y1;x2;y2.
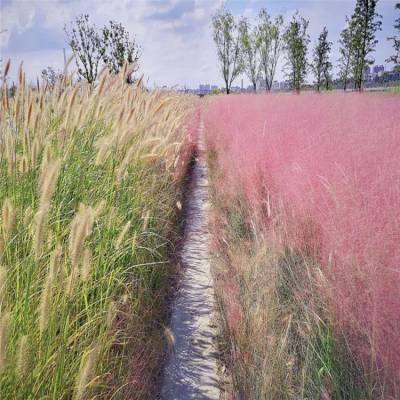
212;6;243;94
65;15;141;84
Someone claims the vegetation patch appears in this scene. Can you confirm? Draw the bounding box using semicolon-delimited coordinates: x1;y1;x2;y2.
0;63;196;399
205;91;400;399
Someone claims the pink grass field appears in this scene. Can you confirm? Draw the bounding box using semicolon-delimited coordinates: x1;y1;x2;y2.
203;92;400;392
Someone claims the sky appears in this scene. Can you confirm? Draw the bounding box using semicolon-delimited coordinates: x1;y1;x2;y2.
0;0;398;88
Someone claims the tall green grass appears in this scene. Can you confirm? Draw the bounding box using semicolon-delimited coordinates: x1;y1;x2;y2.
0;61;193;399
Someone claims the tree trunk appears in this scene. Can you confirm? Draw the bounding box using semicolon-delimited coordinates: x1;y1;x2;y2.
253;82;256;91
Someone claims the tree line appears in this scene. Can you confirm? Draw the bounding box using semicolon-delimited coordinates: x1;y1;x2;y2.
212;0;400;93
42;15;141;87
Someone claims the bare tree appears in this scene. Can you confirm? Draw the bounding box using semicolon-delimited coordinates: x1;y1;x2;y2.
338;16;355;90
102;20;141;83
64;14;104;84
312;27;332;91
284;12;310;92
41;67;64;89
65;15;142;84
350;0;382;90
257;10;284;91
212;6;242;94
239;17;258;91
386;3;400;70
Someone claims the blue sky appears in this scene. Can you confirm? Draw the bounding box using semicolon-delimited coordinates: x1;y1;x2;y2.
0;0;398;88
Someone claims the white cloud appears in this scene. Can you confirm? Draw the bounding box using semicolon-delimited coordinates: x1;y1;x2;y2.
1;0;36;48
1;0;397;88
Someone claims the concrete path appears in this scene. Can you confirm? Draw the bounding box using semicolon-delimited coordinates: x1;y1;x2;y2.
161;121;220;400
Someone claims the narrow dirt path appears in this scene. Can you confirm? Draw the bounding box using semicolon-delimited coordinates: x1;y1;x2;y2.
161;120;220;400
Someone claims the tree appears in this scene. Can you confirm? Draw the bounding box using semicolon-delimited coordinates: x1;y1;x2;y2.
386;3;400;70
102;20;141;83
312;27;332;91
41;67;64;89
257;10;284;91
284;12;310;92
64;15;104;84
212;6;242;94
338;16;355;90
350;0;382;90
239;17;258;91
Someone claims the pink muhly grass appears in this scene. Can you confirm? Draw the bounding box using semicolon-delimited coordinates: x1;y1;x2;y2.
204;92;400;392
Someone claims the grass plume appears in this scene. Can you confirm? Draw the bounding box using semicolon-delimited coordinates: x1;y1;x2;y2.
74;346;98;400
15;335;29;380
0;312;10;373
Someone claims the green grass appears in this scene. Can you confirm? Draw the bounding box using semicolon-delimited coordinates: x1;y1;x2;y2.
0;68;192;399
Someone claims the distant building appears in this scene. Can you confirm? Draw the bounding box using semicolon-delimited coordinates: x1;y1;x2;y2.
373;65;384;74
279;81;290;90
256;78;266;91
271;81;280;90
363;66;371;81
230;86;242;93
199;84;211;95
383;70;400;82
199;84;210;93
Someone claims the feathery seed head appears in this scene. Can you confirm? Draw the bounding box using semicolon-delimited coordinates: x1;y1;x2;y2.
58;127;66;148
143;210;150;231
94;200;106;218
49;243;63;280
2;199;15;241
26;101;33;129
131;232;137;253
39;159;61;209
74;345;98;400
80;248;92;282
33;207;48;260
3;60;10;79
19;155;29;175
0;311;10;373
39;265;54;333
0;266;6;307
65;268;78;297
39;145;53;177
69;205;95;269
97;73;107;98
30;139;40;167
106;300;117;331
16;335;29;380
23;206;32;226
115;221;131;249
